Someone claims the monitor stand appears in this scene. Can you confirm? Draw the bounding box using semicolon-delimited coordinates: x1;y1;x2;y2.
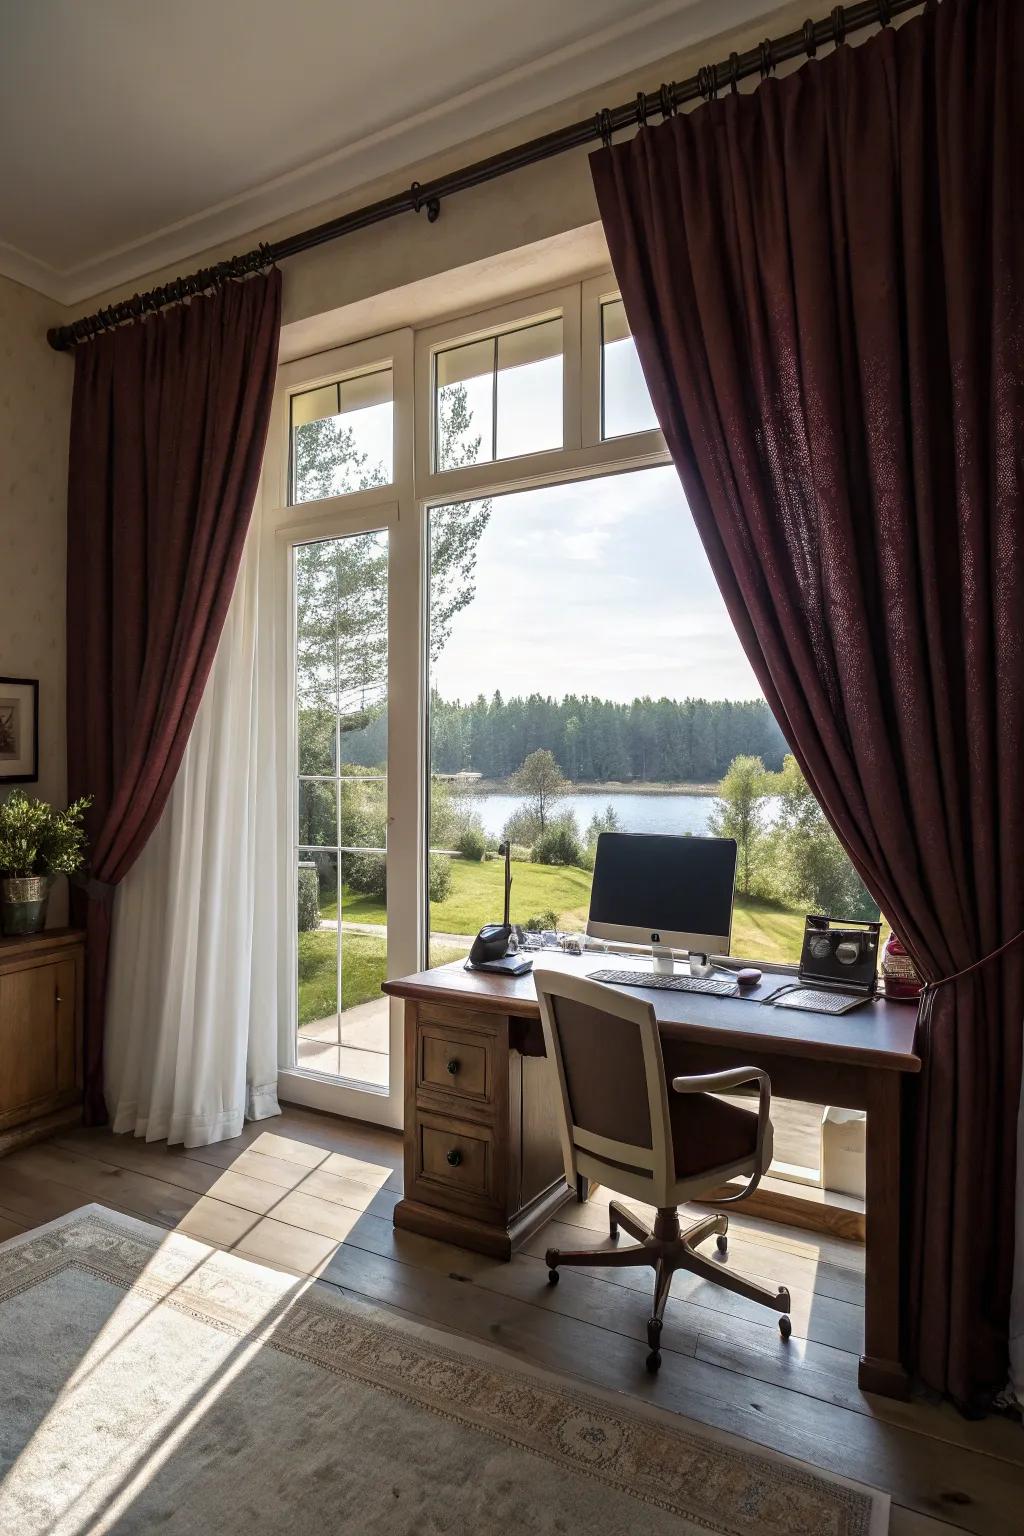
651;944;675;977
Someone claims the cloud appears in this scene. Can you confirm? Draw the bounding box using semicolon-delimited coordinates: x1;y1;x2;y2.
431;468;763;703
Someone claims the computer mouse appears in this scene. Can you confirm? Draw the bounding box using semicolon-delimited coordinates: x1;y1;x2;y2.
736;968;762;988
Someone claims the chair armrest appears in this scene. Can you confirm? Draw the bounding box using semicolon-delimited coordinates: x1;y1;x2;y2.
671;1066;772;1200
671;1067;769;1097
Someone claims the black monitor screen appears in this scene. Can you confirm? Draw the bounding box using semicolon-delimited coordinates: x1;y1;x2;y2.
588;833;737;944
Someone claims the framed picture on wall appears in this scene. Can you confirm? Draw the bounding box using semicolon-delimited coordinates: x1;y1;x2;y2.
0;677;39;783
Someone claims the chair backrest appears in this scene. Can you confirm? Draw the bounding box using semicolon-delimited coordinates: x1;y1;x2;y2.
534;967;676;1207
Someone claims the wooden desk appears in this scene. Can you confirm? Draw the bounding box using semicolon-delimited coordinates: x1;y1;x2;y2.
383;954;921;1400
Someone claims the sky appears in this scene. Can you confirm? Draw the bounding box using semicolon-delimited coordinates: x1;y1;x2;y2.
295;331;765;705
431;463;763;703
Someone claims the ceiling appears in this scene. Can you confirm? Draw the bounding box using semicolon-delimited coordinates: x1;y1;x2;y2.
1;0;771;305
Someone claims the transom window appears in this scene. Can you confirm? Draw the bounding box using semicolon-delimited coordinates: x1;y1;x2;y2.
433;316;562;470
600;298;658;439
290;365;394;503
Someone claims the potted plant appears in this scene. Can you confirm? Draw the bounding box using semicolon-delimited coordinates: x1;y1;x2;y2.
0;790;92;936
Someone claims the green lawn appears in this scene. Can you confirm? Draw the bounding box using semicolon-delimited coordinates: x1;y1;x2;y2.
319;857;806;965
297;929;388;1025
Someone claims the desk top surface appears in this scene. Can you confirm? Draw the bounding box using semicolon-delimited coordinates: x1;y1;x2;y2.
384;951;922;1073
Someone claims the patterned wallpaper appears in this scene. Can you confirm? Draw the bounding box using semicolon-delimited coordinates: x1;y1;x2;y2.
0;275;73;921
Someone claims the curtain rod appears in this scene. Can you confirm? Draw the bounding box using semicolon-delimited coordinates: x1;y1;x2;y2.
47;0;925;352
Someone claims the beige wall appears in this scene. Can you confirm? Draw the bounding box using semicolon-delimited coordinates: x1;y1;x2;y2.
0;274;73;922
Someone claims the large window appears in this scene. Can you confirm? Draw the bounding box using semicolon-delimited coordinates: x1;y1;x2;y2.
270;278;876;1163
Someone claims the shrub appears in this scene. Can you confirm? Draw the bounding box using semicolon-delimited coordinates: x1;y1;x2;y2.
347;852;387;901
523;909;560;932
586;804;621;845
428;853;453;903
531;812;583;868
456;823;487;862
297;864;321;932
501;804;541;847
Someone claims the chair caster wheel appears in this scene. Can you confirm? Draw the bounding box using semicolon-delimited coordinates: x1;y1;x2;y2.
779;1314;792;1340
547;1268;559;1286
716;1233;728;1255
645;1349;662;1373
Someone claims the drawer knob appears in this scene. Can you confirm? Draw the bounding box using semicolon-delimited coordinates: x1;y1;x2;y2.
446;1058;460;1075
446;1148;462;1167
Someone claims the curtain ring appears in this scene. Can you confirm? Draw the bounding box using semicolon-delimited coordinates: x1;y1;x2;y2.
635;91;649;127
803;19;818;57
728;51;741;93
697;66;711;101
704;63;720;100
759;39;775;78
659;82;678;119
410;181;441;221
595;108;614;149
877;0;892;23
831;5;847;44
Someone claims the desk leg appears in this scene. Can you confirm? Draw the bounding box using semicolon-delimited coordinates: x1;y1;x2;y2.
859;1071;910;1399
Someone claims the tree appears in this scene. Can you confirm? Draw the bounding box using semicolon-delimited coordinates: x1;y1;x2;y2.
708;754;769;895
772;755;877;918
295;382;492;768
509;748;567;835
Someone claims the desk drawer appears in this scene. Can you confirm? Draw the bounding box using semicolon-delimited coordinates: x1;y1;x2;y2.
418;1120;494;1202
418;1025;492;1105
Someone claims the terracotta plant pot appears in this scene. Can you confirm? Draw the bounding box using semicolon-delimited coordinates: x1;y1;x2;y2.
0;875;51;937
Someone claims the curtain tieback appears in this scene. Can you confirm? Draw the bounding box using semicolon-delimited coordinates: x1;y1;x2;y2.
72;873;117;904
923;925;1024;993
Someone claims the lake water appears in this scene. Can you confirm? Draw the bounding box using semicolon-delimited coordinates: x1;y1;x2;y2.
469;789;784;840
473;790;717;840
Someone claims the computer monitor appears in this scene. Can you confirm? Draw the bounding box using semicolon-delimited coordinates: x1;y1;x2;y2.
587;833;737;968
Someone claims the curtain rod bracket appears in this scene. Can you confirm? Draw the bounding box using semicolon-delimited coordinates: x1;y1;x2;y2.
410;182;441;223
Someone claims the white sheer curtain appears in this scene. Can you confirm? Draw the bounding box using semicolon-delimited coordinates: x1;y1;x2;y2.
104;520;289;1147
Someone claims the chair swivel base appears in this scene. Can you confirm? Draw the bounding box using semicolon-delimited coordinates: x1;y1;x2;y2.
545;1202;792;1372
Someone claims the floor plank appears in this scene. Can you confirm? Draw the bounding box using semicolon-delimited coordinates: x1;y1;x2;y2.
2;1112;1022;1534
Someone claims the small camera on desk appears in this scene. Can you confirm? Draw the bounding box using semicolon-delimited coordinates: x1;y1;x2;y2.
799;915;880;994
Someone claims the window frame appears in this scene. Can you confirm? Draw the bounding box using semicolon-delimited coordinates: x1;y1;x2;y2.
263;329;420;1129
263;275;835;1173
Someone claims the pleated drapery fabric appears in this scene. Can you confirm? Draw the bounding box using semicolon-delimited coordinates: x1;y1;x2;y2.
591;0;1023;1408
66;272;281;1120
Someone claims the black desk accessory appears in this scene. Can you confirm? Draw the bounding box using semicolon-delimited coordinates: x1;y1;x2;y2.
468;842;514;967
464;954;533;977
799;914;880;993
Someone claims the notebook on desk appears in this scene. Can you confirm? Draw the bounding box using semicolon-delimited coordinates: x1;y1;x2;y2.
769;986;873;1015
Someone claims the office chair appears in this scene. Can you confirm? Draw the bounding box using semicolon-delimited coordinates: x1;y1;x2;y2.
535;967;791;1372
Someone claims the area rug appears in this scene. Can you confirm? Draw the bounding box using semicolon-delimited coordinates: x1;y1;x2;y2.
0;1205;888;1535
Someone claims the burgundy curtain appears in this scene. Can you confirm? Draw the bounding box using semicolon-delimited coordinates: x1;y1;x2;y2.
66;271;282;1123
591;0;1023;1408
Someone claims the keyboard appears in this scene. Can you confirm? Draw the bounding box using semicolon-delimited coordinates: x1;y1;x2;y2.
589;969;738;996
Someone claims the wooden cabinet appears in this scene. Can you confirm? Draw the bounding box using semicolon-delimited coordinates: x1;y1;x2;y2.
0;929;85;1155
395;999;570;1259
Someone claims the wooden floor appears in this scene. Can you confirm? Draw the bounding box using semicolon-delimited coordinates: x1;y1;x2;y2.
0;1107;1019;1533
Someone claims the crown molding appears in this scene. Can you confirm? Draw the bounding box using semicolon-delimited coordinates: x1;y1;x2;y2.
3;0;771;307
